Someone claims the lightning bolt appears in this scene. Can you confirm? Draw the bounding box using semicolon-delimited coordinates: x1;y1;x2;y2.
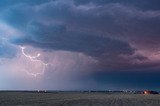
20;46;49;77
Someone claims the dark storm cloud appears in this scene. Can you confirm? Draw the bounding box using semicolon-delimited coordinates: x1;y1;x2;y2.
1;0;160;69
22;0;160;51
2;0;160;45
0;0;51;9
12;22;134;57
0;0;160;90
0;39;17;58
74;0;160;10
90;70;160;90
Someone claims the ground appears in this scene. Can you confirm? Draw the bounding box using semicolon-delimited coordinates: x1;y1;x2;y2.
0;92;160;106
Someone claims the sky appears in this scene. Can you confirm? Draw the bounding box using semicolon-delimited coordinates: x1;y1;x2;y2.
0;0;160;91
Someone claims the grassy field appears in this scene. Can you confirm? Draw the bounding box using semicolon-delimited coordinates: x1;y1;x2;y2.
0;92;160;106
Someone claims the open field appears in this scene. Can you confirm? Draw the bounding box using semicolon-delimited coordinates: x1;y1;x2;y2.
0;92;160;106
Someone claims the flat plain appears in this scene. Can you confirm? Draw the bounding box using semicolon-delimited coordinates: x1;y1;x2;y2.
0;92;160;106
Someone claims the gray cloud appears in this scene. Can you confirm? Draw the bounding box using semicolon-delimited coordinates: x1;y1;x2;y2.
0;38;17;58
1;0;160;70
12;21;134;57
73;0;160;10
0;0;160;90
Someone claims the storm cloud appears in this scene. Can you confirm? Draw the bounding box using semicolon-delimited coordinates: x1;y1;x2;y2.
0;0;160;90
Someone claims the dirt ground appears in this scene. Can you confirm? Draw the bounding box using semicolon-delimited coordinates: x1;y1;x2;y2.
0;92;160;106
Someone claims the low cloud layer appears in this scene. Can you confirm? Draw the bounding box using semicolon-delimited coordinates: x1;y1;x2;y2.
0;0;160;90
